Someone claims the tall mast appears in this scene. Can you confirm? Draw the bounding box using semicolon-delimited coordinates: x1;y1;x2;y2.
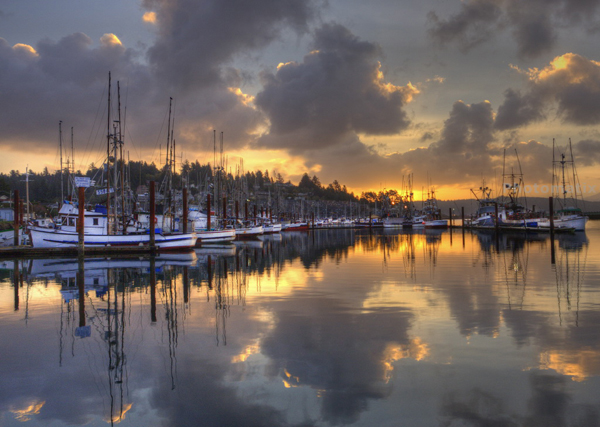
118;81;126;231
70;126;74;198
59;120;64;203
106;72;111;235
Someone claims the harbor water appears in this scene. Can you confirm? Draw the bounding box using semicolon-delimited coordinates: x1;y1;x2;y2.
1;222;600;426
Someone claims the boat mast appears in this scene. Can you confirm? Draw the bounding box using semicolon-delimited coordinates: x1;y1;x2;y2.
106;72;112;235
59;120;64;204
70;127;74;198
118;81;126;231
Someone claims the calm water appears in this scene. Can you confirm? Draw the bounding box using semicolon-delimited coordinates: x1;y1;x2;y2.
1;223;600;426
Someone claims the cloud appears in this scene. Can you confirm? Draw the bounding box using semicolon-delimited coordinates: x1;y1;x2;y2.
142;0;318;91
428;0;600;58
574;139;600;166
255;23;418;152
496;53;600;130
427;0;503;53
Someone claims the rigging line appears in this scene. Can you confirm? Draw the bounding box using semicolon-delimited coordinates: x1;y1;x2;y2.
79;82;108;172
150;105;170;166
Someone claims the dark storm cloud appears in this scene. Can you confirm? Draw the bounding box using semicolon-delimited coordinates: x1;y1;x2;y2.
428;0;600;58
143;0;318;91
496;53;600;130
255;23;417;152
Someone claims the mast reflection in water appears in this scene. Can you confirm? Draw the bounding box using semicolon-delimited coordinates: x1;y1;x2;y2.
1;224;600;426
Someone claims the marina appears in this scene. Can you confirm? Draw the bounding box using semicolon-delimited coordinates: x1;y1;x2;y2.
1;224;600;425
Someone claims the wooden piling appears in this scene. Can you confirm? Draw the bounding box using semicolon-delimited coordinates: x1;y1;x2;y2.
449;208;453;227
13;261;19;311
13;190;19;246
150;181;156;249
183;187;188;233
78;186;85;253
207;193;211;231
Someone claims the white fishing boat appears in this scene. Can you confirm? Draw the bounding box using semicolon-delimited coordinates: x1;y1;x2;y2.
29;201;197;250
263;223;282;234
235;223;264;239
188;209;236;243
421;189;448;229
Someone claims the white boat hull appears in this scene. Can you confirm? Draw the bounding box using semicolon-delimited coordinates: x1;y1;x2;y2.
196;229;236;244
29;227;197;250
235;226;264;239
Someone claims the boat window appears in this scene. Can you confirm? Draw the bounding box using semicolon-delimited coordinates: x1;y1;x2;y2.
93;218;99;226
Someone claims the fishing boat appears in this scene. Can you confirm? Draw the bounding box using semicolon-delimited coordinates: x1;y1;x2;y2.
464;181;497;228
421;189;448;229
187;209;236;243
282;221;310;231
28;201;197;250
234;221;264;239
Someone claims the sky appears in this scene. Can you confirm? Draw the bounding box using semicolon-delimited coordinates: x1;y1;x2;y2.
2;0;600;199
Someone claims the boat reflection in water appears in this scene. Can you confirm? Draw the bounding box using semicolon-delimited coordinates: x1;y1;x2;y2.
2;225;600;426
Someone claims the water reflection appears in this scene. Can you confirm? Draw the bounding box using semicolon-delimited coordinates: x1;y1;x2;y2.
1;226;600;426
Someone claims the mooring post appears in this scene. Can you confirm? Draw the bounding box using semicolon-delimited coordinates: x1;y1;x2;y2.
150;181;156;250
222;196;227;227
494;202;500;251
182;187;188;233
449;208;453;227
13;190;19;246
13;261;19;311
235;200;239;223
254;205;258;226
78;186;85;253
207;193;211;231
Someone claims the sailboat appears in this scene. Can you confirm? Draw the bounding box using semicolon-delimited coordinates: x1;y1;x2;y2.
538;139;588;231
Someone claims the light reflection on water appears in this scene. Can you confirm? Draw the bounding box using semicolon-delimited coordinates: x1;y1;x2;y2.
0;223;600;426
